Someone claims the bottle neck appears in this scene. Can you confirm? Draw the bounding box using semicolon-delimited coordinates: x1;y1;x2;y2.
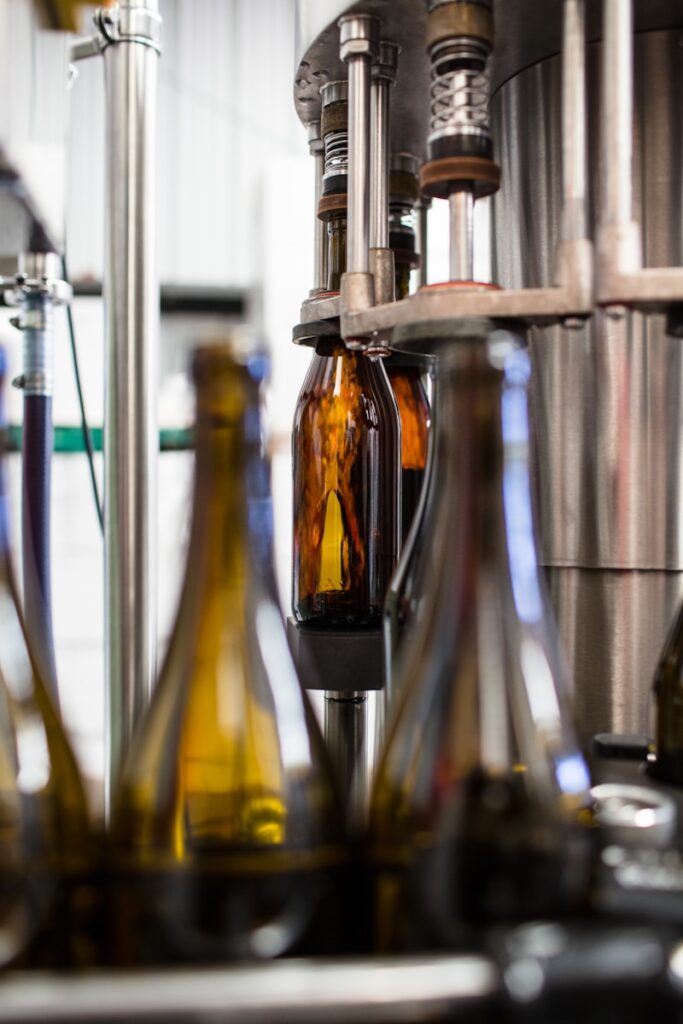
434;342;544;620
187;407;249;592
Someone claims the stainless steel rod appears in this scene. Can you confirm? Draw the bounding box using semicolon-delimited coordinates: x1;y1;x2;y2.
417;199;429;288
449;189;474;281
324;691;367;816
347;55;372;273
369;77;389;250
103;0;160;813
561;0;587;241
602;0;633;225
313;149;326;291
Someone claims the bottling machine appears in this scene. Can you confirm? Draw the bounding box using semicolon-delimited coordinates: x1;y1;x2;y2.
4;0;683;1019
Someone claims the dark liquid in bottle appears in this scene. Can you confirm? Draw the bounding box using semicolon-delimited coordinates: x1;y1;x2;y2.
111;850;347;965
373;770;590;952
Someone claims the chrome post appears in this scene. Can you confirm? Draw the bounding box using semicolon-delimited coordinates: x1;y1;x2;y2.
369;42;398;251
602;0;633;228
449;190;474;282
561;0;587;243
417;198;430;288
339;13;379;320
308;121;327;294
100;0;161;813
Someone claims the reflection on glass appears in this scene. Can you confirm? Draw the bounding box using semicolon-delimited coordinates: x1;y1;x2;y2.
371;333;592;952
112;345;344;964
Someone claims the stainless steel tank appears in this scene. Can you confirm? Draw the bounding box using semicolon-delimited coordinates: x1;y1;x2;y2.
492;20;683;742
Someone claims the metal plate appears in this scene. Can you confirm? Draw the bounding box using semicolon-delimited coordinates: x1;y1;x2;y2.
294;0;683;160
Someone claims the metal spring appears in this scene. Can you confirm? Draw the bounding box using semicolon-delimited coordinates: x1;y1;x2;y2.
323;130;348;179
429;63;491;142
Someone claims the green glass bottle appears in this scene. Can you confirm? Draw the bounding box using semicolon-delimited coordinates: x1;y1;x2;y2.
0;347;92;968
111;344;344;964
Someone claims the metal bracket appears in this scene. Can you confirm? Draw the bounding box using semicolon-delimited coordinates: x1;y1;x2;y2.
71;4;162;62
298;238;593;342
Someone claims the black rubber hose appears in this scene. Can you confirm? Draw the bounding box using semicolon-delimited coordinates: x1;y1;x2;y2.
22;390;59;704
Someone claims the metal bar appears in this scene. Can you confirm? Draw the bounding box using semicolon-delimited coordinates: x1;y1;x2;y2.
324;691;367;815
561;0;587;242
449;189;474;281
417;199;429;288
602;0;633;226
102;0;161;814
348;55;372;273
313;149;327;291
308;121;327;293
0;957;498;1023
370;78;389;250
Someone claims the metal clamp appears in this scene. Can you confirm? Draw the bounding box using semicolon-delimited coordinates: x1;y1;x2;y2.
72;4;162;62
3;254;72;309
95;5;162;54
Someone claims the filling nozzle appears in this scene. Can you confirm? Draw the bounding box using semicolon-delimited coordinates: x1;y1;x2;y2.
419;0;500;283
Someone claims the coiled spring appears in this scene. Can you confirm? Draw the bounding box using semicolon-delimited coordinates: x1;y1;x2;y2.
323;130;349;179
429;63;491;142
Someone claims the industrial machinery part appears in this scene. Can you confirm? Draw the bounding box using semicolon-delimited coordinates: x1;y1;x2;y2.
491;16;683;741
72;0;162;810
294;0;683;746
4;252;72;704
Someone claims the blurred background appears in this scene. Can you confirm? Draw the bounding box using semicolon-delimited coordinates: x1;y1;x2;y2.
0;0;483;794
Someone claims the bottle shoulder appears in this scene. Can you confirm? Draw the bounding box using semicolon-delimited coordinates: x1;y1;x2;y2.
115;590;340;853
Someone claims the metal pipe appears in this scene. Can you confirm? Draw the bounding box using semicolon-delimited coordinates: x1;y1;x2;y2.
102;0;161;812
417;198;429;288
339;15;379;276
19;291;58;701
308;121;327;293
561;0;587;241
369;75;389;250
348;56;371;273
449;189;474;281
324;691;367;817
602;0;633;226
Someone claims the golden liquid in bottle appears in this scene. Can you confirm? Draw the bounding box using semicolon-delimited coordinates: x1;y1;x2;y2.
112;347;346;964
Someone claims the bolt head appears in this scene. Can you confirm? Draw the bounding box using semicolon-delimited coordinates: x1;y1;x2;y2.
605;304;628;321
561;316;586;331
338;14;380;62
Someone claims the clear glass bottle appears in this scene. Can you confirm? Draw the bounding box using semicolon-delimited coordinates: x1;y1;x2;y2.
292;212;401;627
111;345;345;964
371;331;592;951
0;347;92;968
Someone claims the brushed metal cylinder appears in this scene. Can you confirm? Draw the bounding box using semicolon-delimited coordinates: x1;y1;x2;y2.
492;28;683;742
103;0;160;812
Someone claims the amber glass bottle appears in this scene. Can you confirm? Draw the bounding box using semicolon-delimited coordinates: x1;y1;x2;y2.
649;602;683;783
292;213;401;627
0;353;92;969
385;362;430;547
112;345;344;964
371;334;592;951
385;154;431;547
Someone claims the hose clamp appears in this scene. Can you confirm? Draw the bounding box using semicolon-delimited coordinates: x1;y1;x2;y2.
95;5;162;55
